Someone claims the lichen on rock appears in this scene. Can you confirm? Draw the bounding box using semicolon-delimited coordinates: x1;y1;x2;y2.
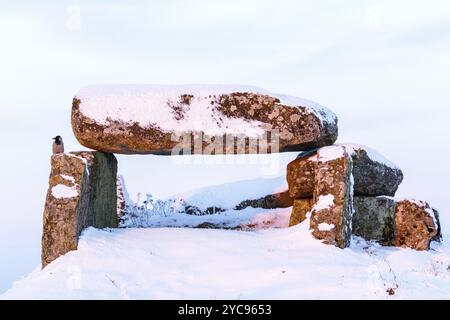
395;199;441;250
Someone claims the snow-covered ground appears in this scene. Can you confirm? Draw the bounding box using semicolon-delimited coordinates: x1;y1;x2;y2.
2;222;449;300
3;172;448;299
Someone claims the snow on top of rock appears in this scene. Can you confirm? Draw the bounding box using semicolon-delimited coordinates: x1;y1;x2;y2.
318;223;335;231
317;145;346;162
51;184;78;199
76;84;335;136
274;93;337;125
312;194;335;211
340;143;400;169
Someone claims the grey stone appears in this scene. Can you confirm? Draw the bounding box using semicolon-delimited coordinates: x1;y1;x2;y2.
351;148;403;197
353;196;396;245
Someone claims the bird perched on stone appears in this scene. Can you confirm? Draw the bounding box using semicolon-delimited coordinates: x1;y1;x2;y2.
52;136;65;154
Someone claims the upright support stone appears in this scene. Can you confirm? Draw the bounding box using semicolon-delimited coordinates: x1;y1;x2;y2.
309;146;353;248
41;152;118;268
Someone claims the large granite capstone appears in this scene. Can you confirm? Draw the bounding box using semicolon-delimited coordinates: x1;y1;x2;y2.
71;85;338;155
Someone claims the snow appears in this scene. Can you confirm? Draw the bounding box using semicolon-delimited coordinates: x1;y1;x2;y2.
60;175;75;183
318;223;335;231
76;84;335;137
121;207;291;230
51;184;78;199
170;176;287;210
317;145;345;162
2;223;449;300
312;194;335;211
273;93;337;125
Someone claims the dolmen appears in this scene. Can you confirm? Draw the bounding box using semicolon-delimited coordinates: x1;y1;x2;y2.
41;84;442;268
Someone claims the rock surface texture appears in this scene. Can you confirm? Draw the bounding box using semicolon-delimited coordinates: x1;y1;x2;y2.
289;198;313;227
235;191;294;210
71;85;338;155
352;196;396;245
42;152;118;267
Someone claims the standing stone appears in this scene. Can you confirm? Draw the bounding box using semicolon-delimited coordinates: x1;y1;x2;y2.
71;85;338;155
395;199;441;250
42;152;118;268
353;196;396;245
309;146;353;248
289;198;313;227
42;154;86;268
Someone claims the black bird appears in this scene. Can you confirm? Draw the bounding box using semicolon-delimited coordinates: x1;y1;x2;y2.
52;136;64;154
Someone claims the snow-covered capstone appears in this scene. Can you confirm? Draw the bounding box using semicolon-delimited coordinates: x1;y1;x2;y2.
42;152;118;267
71;85;338;154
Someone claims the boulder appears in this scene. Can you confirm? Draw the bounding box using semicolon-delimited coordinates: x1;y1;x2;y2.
289;198;313;227
71;85;338;155
395;199;441;250
353;196;396;245
235;191;294;210
41;152;118;268
348;145;403;197
287;144;403;198
309;146;353;248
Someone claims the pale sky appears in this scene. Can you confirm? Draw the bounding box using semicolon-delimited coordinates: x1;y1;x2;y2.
1;0;449;293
